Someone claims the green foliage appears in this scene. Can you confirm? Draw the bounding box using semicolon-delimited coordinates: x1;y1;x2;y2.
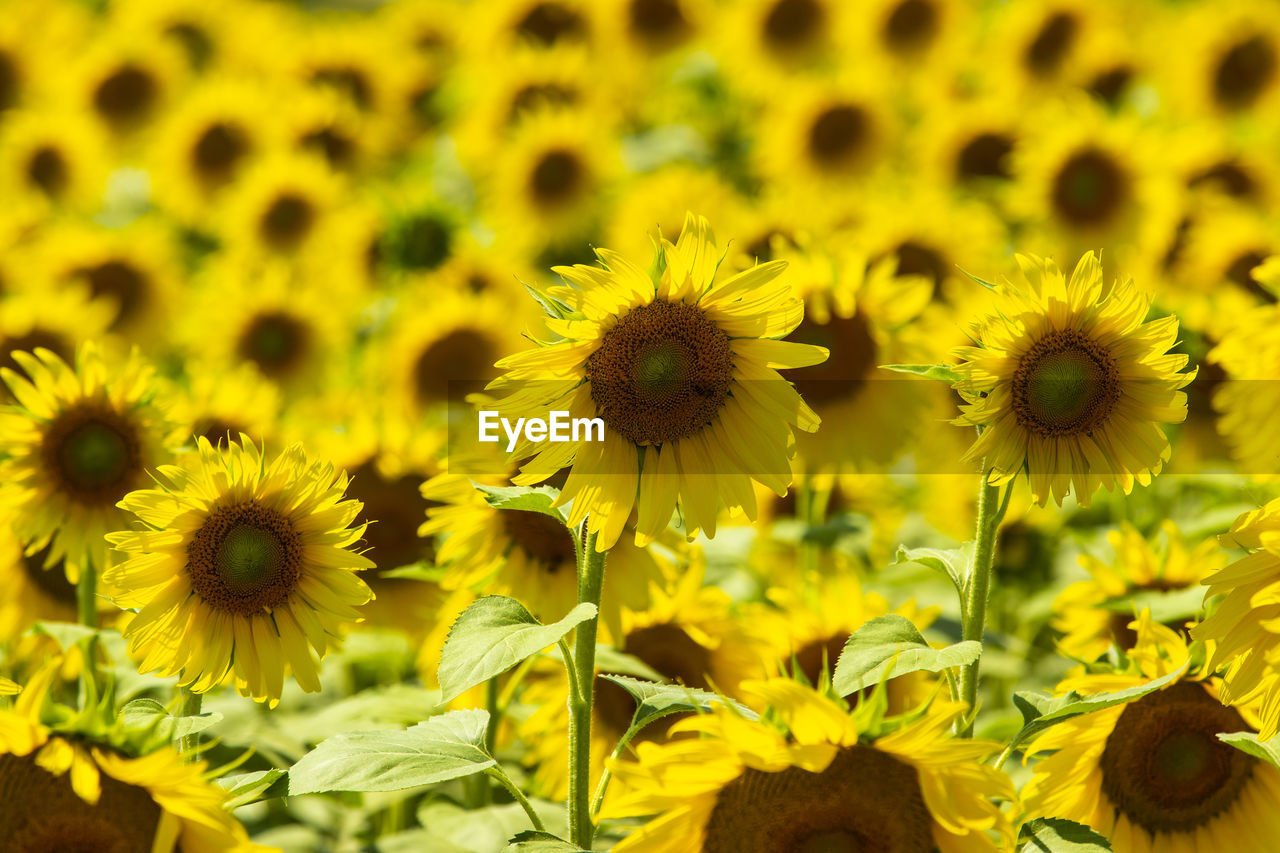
833;615;981;696
288;709;495;795
438;597;598;703
1019;817;1112;852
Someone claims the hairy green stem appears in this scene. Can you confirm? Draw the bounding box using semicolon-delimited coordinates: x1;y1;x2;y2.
488;767;547;833
956;470;1011;737
567;527;606;848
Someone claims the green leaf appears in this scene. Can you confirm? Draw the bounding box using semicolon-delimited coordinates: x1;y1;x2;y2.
438;597;597;703
833;615;981;696
880;364;963;384
507;831;587;852
1006;662;1188;756
415;802;566;852
32;620;98;650
959;267;1000;291
893;543;972;593
600;675;758;734
1019;817;1112;852
472;484;567;523
1218;731;1280;769
287;709;495;795
120;698;224;740
217;769;288;809
380;563;450;583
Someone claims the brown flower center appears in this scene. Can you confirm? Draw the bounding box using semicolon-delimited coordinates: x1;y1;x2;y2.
27;146;68;198
956;132;1013;181
502;509;577;571
1100;682;1255;833
349;461;433;573
585;300;734;446
763;0;825;53
413;327;498;406
1024;11;1078;78
310;66;373;110
1011;329;1120;438
237;311;311;378
704;744;934;853
192;121;250;187
0;50;18;111
92;64;158;131
516;2;587;45
1213;34;1277;111
42;403;143;507
595;622;713;740
301;126;356;170
187;501;303;614
628;0;689;47
1051;148;1128;227
781;312;877;406
259;192;316;251
0;751;162;853
882;0;939;54
1;329;70;377
74;260;148;330
529;149;586;208
807;105;869;170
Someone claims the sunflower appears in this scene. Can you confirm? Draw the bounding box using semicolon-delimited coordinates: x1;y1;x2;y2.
1175;197;1280;307
769;234;934;472
0;536;80;643
488;212;827;551
1022;614;1280;851
1210;293;1280;478
104;436;375;705
1190;497;1280;738
603;165;741;269
718;0;856;89
520;565;767;800
951;251;1194;507
0;343;179;580
281;88;369;174
65;31;187;140
0;279;115;391
985;0;1109;92
371;283;531;423
467;0;601;54
178;260;354;396
1054;522;1226;662
420;464;663;631
755;73;895;192
847;0;970;78
32;218;183;349
0;109;109;213
912;88;1022;193
601;679;1015;852
169;359;282;449
150;78;276;223
1163;0;1280;118
747;571;940;713
1010;98;1178;265
110;0;245;73
597;0;703;60
0;669;267;852
218;151;345;261
479;107;617;258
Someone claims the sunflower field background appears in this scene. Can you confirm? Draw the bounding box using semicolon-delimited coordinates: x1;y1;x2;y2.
3;0;1280;850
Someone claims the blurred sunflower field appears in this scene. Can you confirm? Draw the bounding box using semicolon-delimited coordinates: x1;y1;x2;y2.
5;0;1280;850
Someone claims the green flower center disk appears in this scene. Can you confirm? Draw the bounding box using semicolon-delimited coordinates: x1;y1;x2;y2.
42;403;142;507
585;300;733;446
1011;329;1120;438
187;501;303;614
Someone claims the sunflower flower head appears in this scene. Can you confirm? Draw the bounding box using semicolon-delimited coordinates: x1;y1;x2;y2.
104;435;375;705
1022;613;1280;851
487;212;828;551
601;678;1015;853
951;251;1194;506
0;342;180;580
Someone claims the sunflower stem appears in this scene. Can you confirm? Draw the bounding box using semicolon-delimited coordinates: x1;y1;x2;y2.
177;687;202;761
567;526;606;848
956;470;1011;737
76;563;97;628
487;767;547;833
